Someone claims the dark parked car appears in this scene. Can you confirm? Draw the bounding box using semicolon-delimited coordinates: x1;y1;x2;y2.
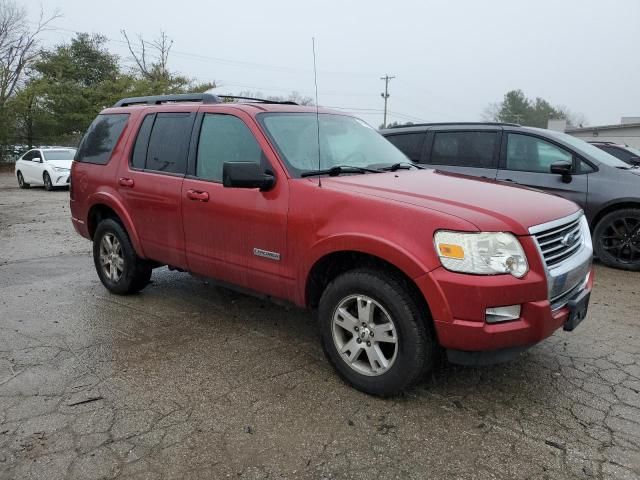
381;123;640;271
589;141;640;165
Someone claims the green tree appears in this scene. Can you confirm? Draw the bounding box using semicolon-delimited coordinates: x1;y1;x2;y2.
485;89;584;128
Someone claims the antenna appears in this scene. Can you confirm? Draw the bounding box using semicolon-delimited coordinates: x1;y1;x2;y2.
312;37;321;187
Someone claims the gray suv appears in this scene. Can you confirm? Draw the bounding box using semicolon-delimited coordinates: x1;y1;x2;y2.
381;123;640;271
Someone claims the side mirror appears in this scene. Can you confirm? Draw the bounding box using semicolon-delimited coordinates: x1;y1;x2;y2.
550;161;572;183
223;162;275;191
32;157;42;163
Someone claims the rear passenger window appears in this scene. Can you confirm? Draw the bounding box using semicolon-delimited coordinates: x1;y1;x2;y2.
196;114;264;182
145;113;193;174
385;133;425;162
431;131;498;168
130;114;155;169
76;114;129;165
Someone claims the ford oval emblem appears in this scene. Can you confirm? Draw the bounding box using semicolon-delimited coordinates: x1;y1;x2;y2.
561;230;580;247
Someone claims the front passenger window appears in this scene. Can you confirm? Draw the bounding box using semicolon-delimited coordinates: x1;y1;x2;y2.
196;114;265;182
506;134;572;173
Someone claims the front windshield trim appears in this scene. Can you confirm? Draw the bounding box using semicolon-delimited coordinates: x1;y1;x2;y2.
256;112;410;178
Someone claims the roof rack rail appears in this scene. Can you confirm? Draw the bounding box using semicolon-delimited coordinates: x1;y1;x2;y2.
387;121;521;129
113;93;221;107
217;95;298;105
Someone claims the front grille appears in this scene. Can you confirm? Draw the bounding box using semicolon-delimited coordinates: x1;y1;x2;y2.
533;216;583;268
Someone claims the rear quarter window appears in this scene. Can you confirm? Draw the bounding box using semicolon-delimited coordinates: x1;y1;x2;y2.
75;114;129;165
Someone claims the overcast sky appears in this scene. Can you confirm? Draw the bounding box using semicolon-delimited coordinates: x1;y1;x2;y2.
22;0;640;127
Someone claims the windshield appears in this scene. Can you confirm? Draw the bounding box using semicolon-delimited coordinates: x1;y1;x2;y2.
258;113;409;177
625;145;640;157
43;149;76;161
542;130;630;168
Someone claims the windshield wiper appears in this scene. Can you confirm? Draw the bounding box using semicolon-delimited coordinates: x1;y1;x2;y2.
379;162;425;171
301;165;382;177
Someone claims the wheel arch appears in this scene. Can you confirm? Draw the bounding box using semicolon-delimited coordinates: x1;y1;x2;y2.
86;194;145;258
590;199;640;231
304;250;434;325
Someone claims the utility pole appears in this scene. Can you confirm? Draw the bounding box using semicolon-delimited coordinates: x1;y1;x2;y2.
380;74;395;128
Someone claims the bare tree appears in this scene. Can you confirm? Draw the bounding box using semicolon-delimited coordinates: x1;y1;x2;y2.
0;1;59;106
121;30;173;81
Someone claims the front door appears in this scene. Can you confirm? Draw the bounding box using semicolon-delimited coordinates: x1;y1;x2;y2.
181;110;290;299
496;132;588;208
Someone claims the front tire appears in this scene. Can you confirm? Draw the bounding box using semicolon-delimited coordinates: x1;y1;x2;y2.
93;219;152;294
319;268;436;396
43;172;54;191
593;209;640;271
17;171;30;189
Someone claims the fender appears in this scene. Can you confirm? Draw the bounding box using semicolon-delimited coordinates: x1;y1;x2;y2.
588;197;640;227
88;190;146;258
298;232;440;305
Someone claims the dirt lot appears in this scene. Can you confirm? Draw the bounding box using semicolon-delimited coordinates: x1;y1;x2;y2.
0;171;639;480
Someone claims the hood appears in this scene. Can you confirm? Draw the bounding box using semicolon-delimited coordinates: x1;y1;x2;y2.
46;160;73;169
321;169;580;235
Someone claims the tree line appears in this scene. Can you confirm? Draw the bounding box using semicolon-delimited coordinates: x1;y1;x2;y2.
1;1;584;161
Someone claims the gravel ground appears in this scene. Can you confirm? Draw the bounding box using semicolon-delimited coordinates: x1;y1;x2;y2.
0;171;638;479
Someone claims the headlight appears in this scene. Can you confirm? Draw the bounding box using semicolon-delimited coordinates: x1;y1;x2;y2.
53;166;70;172
434;231;529;278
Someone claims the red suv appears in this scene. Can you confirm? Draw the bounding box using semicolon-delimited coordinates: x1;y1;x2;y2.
70;94;594;395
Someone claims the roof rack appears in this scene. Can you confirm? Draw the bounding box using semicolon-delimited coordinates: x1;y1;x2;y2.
113;93;222;107
387;121;521;129
112;93;299;108
217;95;298;105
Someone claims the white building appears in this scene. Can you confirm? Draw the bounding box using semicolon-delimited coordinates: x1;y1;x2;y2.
548;117;640;148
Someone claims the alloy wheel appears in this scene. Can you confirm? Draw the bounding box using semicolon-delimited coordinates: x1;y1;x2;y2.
331;294;398;376
99;233;125;282
600;216;640;264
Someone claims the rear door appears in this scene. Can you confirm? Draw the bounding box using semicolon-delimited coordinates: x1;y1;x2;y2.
117;110;196;267
496;132;588;208
181;108;290;299
423;129;500;180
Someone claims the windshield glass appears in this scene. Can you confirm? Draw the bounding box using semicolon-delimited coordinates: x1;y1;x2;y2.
259;113;408;176
541;130;630;168
43;149;76;161
625;145;640;157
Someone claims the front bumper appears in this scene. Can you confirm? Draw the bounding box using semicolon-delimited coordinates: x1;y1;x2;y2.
52;172;71;186
416;232;593;356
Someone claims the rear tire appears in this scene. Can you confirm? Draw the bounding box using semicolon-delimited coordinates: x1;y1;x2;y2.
93;219;152;294
43;172;54;191
593;209;640;271
319;268;436;396
17;171;30;189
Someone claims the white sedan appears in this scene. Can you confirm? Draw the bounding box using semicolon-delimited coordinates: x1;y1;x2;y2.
15;148;76;191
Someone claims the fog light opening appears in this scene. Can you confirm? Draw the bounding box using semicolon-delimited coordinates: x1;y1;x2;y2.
486;305;521;324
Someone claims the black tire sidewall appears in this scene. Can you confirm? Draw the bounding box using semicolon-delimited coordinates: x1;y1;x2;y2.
93;219;150;294
594;209;640;271
43;172;53;191
319;269;433;396
17;172;28;188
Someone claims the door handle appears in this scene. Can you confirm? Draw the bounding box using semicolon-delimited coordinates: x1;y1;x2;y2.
502;178;518;184
186;189;209;202
118;177;134;187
